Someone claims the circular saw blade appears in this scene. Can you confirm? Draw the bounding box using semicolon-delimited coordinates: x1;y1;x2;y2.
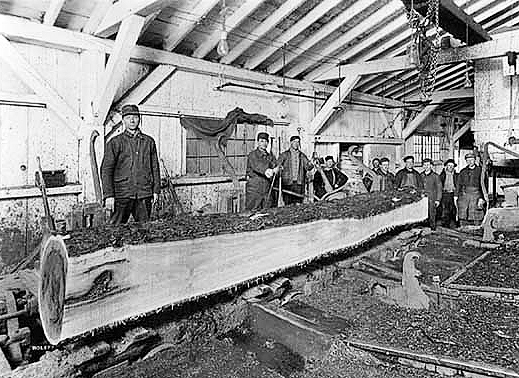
38;235;68;345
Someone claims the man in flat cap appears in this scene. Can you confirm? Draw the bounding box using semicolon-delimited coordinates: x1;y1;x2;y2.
378;157;395;191
245;132;279;210
277;135;314;205
101;104;160;224
421;158;442;230
395;155;423;190
313;155;348;199
439;159;459;228
457;153;485;226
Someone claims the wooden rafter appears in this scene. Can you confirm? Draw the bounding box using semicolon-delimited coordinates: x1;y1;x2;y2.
82;0;113;34
220;0;306;65
192;0;266;58
93;15;146;125
286;0;403;78
266;0;379;74
96;0;172;37
43;0;66;25
244;0;344;70
309;74;361;135
0;34;82;138
162;0;220;51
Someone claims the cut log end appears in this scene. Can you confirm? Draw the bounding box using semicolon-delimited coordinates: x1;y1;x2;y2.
38;235;68;345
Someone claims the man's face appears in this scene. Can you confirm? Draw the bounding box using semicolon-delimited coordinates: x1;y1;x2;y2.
123;114;140;131
423;161;432;172
446;162;455;172
258;138;268;151
466;157;475;167
325;159;334;169
290;139;300;150
373;160;380;169
405;159;414;169
381;161;389;173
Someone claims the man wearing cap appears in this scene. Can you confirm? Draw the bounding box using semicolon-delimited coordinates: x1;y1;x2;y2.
378;157;395;191
421;158;442;230
277;135;314;205
457;153;485;226
245;132;279;210
363;158;381;192
313;156;348;199
101;104;160;224
395;156;423;190
439;159;459;228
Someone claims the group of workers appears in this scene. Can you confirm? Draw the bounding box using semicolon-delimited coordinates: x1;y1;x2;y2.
100;104;486;230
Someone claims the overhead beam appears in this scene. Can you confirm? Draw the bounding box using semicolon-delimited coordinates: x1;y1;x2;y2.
162;0;220;51
0;34;81;138
93;15;146;125
192;0;266;58
244;0;344;70
96;0;172;37
43;0;66;25
402;104;441;139
400;0;491;44
266;0;379;74
286;0;404;78
0;15;332;94
309;74;361;135
220;0;306;65
452;119;472;141
82;0;113;34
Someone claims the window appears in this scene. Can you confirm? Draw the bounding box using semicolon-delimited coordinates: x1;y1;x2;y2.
413;135;440;164
185;123;258;176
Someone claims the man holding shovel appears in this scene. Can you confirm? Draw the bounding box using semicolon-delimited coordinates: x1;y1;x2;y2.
245;132;279;210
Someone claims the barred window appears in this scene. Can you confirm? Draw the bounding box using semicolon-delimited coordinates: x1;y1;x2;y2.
185;124;257;176
413;135;440;165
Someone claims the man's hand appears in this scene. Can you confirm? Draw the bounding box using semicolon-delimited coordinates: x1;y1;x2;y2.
153;193;159;204
477;198;485;209
435;200;440;207
105;197;115;211
454;196;458;203
265;168;274;178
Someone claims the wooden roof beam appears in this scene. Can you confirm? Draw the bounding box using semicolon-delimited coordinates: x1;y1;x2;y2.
0;34;82;138
286;0;404;78
162;0;220;51
192;0;266;58
266;0;379;74
220;0;306;65
82;0;113;35
93;15;146;124
96;0;172;37
400;0;491;44
244;0;344;70
43;0;66;25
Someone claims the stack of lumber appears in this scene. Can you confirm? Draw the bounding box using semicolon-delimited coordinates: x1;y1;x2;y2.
39;190;428;345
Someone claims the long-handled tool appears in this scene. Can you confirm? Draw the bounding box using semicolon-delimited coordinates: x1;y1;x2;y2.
36;156;56;233
160;159;184;215
277;136;285;207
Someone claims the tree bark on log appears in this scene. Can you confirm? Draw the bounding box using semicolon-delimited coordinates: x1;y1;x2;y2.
38;192;428;345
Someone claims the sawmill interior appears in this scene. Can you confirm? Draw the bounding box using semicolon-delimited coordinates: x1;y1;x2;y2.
1;0;519;377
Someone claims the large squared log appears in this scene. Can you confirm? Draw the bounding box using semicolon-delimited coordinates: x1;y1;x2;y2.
39;191;428;344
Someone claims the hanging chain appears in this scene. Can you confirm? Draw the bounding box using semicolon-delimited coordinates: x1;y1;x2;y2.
407;0;440;99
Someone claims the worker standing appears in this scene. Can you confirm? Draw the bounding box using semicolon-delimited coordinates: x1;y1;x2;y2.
439;159;459;228
277;135;314;205
245;132;279;211
101;104;160;225
378;157;395;191
313;156;348;199
421;158;442;230
395;156;423;189
457;153;485;226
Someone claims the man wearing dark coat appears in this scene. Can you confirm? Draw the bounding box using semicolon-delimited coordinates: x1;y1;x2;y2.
421;158;442;230
245;132;278;211
395;155;424;190
439;159;459;228
457;153;485;226
101;104;160;225
314;156;348;199
277;135;314;205
378;157;395;191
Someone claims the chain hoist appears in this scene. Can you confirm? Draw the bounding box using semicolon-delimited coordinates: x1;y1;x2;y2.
407;0;441;99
